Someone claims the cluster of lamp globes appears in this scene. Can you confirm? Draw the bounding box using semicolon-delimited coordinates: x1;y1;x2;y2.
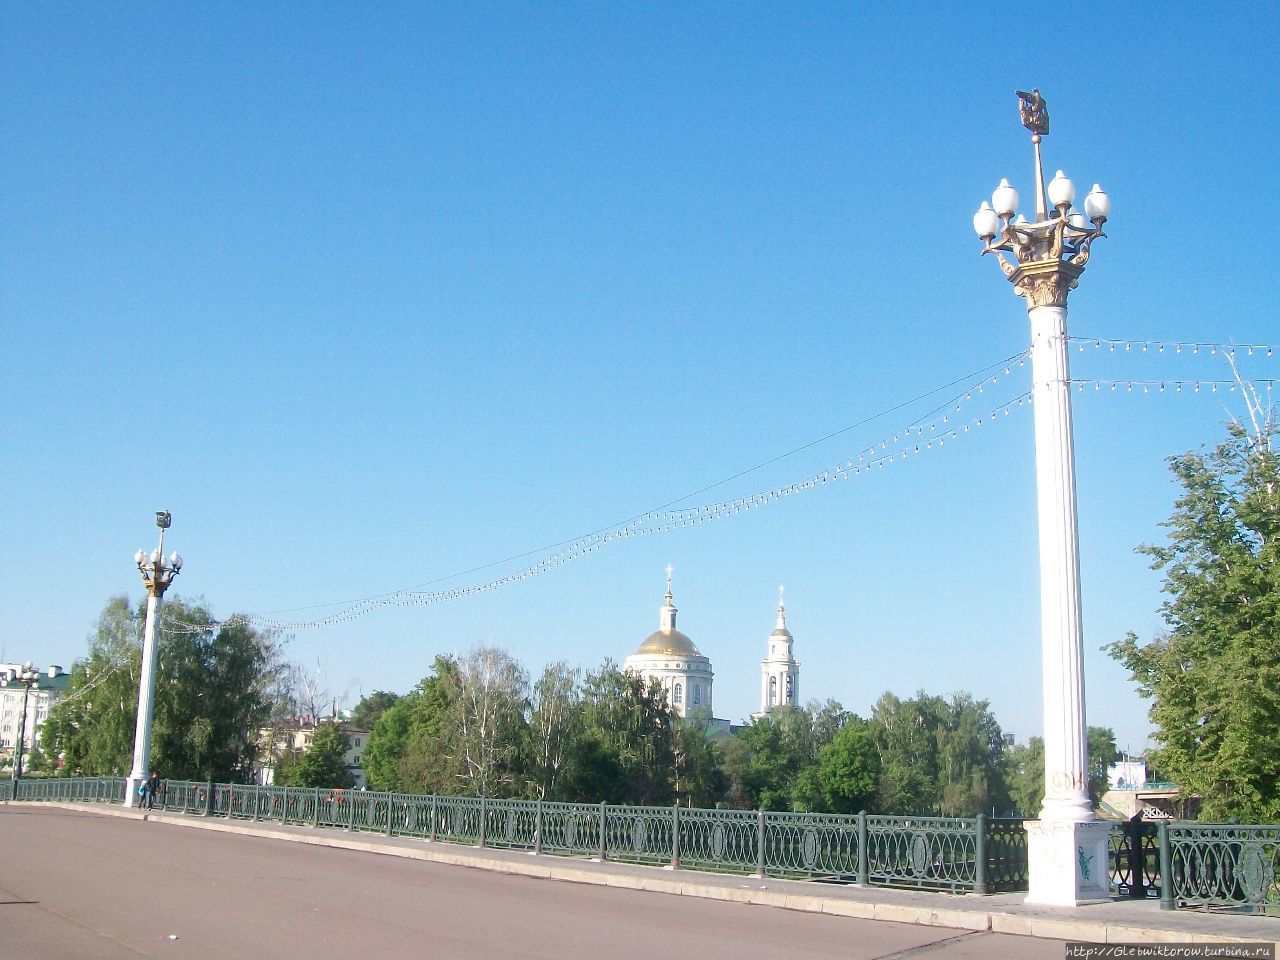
972;170;1111;243
134;547;183;580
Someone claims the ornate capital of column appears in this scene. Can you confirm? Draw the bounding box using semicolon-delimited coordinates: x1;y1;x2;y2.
1009;258;1085;309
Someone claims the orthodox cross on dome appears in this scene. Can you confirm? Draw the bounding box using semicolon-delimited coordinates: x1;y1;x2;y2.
776;585;787;629
660;564;677;633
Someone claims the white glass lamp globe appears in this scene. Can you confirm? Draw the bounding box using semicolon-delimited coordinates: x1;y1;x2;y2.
134;549;146;565
1068;211;1088;230
1084;184;1111;222
1047;170;1075;210
973;201;1000;239
170;552;183;570
992;179;1019;218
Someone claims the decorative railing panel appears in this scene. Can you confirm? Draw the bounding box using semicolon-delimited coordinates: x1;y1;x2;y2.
764;810;860;879
677;808;758;874
603;804;674;866
866;816;977;892
1166;824;1280;912
1109;818;1161;900
985;818;1030;893
538;801;601;858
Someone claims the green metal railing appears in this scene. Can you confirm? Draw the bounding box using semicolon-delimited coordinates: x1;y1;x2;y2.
1161;822;1280;913
5;776;1026;894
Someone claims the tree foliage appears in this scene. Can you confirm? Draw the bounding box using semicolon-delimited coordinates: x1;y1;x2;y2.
1106;419;1280;821
448;646;530;797
43;595;288;783
795;716;880;814
567;661;674;805
364;657;460;793
275;722;355;789
722;704;842;811
527;661;580;800
870;691;1008;816
350;690;400;730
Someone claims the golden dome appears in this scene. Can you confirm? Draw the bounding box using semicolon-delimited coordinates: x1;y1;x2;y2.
634;628;702;657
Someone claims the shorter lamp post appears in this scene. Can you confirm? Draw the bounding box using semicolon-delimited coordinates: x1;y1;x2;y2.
2;662;42;781
125;510;182;807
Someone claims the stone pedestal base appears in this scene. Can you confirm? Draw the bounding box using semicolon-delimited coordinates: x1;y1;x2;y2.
1025;819;1112;906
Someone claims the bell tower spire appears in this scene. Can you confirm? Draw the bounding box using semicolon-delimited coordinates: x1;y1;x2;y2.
757;586;800;716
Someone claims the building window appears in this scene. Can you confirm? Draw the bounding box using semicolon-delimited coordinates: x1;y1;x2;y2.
355;738;362;747
785;675;794;703
769;676;777;706
693;684;701;705
673;683;683;705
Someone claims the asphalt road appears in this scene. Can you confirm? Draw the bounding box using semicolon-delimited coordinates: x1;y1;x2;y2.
0;806;1064;959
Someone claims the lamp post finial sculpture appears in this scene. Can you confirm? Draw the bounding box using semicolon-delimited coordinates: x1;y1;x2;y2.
974;91;1112;906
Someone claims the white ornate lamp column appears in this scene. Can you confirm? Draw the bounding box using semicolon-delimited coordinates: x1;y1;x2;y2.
124;510;182;807
973;90;1113;906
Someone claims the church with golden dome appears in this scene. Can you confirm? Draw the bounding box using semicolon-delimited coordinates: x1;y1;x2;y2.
623;567;802;727
623;566;715;718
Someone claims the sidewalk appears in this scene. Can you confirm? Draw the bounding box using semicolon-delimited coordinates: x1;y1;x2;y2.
39;801;1280;948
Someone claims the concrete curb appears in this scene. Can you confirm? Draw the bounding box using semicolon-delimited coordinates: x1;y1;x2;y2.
24;802;1280;948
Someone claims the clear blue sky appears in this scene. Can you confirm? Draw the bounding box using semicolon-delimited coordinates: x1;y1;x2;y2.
4;3;1277;754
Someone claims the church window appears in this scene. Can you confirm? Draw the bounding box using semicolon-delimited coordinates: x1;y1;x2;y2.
693;684;701;705
673;683;683;705
769;676;777;706
785;675;794;703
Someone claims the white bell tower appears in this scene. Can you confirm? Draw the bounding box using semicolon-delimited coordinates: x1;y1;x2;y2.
758;587;800;715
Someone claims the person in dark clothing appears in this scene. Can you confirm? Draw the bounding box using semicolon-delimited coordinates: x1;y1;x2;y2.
146;771;161;810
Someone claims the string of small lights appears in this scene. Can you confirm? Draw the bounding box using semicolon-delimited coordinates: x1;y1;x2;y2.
163;354;1033;634
1071;379;1277;394
161;334;1280;634
1069;336;1278;358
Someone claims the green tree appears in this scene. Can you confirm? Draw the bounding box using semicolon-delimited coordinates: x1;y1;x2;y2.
363;694;418;791
447;646;529;798
1106;419;1280;821
721;704;843;811
722;713;804;810
869;691;1009;816
564;660;674;804
350;690;400;730
41;597;141;776
795;716;880;813
275;723;355;788
43;596;287;782
363;657;460;793
870;692;945;814
527;661;581;800
1003;737;1044;817
671;710;726;807
1087;726;1119;805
